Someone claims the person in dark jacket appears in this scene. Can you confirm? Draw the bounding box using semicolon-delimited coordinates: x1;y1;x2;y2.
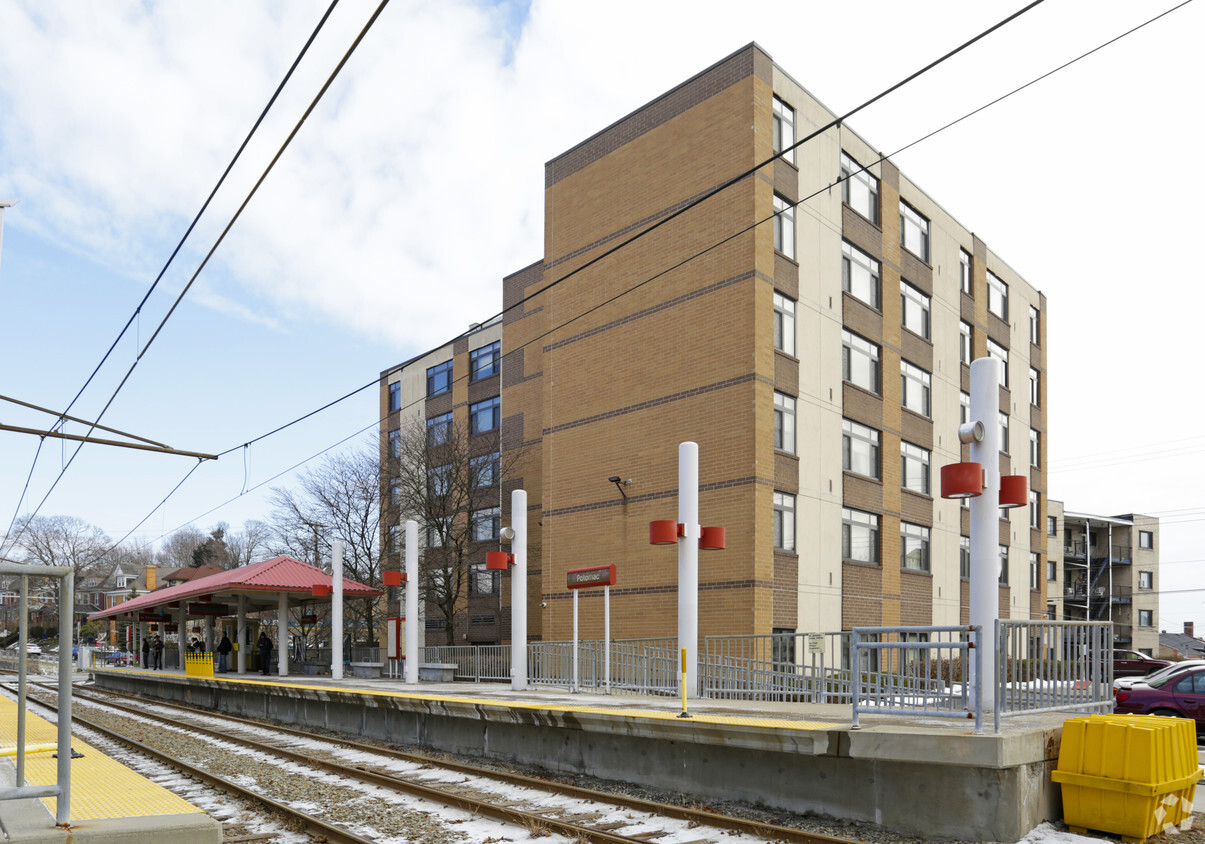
151;635;164;670
257;631;272;675
141;636;150;669
216;633;233;673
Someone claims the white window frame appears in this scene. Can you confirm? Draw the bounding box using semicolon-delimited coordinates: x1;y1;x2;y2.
773;492;796;552
960;391;970;425
987;338;1009;387
1030;552;1040;589
1139;571;1153;590
1139;609;1153;628
959;249;972;296
988;271;1008;321
1029;429;1040;468
1029;305;1040;345
1139;530;1154;549
999;545;1009;584
899;201;930;262
842;330;880;394
900;360;931;417
960;536;970;578
842;418;880;479
1029;367;1040;406
774;194;795;259
900;280;930;340
774;392;796;454
999;411;1010;454
841;241;880;309
843;508;880;565
773;292;796;357
1029;490;1039;529
773;96;795;164
959;321;972;365
840;152;879;224
901;441;931;495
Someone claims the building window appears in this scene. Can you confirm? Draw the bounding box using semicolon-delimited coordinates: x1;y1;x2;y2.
1139;530;1154;549
471;452;499;488
842;330;880;394
900;523;930;572
987;339;1009;387
774;392;796;454
427;359;453;397
1029;305;1040;345
901;441;930;495
999;412;1010;454
843;508;879;564
1139;609;1153;627
773;492;796;552
469;563;499;597
842;419;880;479
960;249;972;296
900;281;930;340
988;271;1008;321
472;507;501;542
389;478;402;506
1048;515;1057;536
427;412;453;446
841;242;881;309
773;96;795;164
959;321;972;365
840;152;879;224
899;201;930;262
900;360;931;417
1139;571;1153;590
389;524;402;554
388;428;401;459
774;194;795;259
960;391;970;425
470;341;501;381
999;545;1009;584
470;396;501;434
1030;552;1040;590
426;522;444;548
1029;368;1040;406
428;464;451;497
1047;559;1057;581
960;536;970;578
774;292;796;356
1029;490;1040;529
388;381;401;412
1030;429;1040;468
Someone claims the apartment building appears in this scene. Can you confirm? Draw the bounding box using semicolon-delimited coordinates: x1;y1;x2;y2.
1047;500;1161;655
381;44;1049;653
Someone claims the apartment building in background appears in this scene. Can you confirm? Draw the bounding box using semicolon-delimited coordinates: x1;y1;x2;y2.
1046;500;1161;655
381;44;1051;657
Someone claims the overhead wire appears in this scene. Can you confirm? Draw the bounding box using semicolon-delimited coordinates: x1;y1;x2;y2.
0;0;390;557
61;0;1193;559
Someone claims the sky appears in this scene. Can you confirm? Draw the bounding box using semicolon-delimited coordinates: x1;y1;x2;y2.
0;0;1203;627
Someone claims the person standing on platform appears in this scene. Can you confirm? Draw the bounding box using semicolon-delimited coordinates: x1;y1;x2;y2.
257;631;272;675
216;632;233;674
152;635;164;670
141;636;150;669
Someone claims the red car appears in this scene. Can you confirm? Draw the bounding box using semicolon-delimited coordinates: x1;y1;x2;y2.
1113;665;1205;728
1112;649;1172;678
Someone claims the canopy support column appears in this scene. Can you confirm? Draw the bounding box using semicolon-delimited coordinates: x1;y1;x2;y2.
236;595;246;674
277;592;288;677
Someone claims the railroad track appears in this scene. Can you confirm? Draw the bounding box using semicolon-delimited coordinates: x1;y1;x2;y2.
8;678;857;844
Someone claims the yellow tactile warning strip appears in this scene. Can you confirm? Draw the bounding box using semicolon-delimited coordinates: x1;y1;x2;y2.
0;693;203;821
98;667;842;731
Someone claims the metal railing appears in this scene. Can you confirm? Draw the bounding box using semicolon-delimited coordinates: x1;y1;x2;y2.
993;619;1113;733
850;626;982;733
0;560;75;826
527;638;679;694
704;631;849;702
421;645;511;681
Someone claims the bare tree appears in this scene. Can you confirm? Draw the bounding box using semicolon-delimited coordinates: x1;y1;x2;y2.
155;526;208;570
269;443;381;641
10;514;113;583
385;417;521;645
225;520;274;568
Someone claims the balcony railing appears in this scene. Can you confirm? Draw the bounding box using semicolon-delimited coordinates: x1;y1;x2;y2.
1064;540;1087;558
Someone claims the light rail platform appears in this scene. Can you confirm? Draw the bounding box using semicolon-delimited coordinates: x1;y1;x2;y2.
91;664;1070;840
0;690;220;843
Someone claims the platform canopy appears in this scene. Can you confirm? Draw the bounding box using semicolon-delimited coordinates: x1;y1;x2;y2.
86;555;382;622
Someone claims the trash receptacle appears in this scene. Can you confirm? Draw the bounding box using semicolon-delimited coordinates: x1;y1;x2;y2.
1053;713;1201;841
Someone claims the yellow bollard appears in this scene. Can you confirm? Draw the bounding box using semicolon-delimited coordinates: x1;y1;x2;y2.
677;647;691;719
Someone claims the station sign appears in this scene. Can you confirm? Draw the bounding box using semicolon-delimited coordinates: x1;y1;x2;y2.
187;604;230;616
566;565;616;589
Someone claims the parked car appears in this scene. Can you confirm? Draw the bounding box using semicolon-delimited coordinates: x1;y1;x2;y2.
103;650;130;666
25;644;41;655
1113;665;1205;729
1112;649;1172;678
1115;659;1205;691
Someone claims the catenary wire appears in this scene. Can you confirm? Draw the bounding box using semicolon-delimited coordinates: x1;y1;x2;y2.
0;0;343;554
72;0;1189;558
0;0;391;556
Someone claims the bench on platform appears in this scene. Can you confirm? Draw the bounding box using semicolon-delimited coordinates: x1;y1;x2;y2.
419;662;457;682
350;661;384;679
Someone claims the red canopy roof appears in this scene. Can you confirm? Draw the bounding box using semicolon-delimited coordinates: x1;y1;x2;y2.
87;556;382;621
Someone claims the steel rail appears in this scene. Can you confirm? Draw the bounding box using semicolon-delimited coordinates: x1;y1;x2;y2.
49;682;855;844
6;687;376;844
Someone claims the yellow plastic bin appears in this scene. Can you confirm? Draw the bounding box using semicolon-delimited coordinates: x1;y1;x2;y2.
1053;713;1201;842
